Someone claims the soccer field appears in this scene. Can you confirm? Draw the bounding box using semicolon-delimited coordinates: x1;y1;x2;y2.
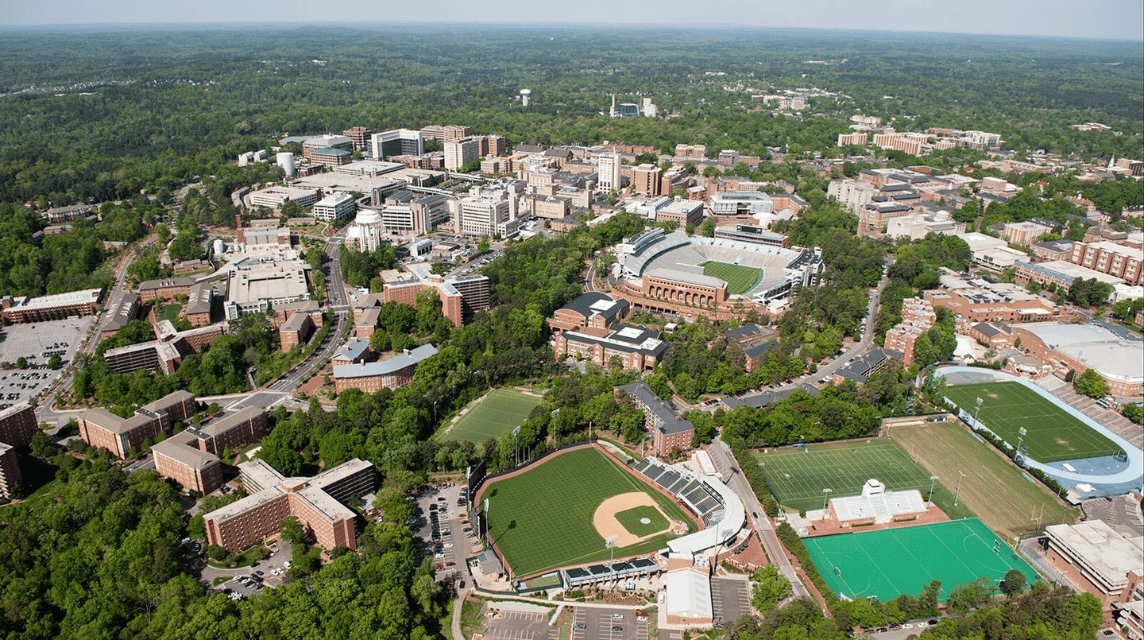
701;261;762;295
445;389;542;443
804;518;1038;602
480;447;692;578
889;422;1079;540
753;440;972;519
944;381;1122;462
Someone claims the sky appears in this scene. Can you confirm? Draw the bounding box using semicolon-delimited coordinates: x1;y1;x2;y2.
1;0;1142;41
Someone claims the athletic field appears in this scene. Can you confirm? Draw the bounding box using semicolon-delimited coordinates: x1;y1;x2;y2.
481;447;691;577
889;422;1079;540
701;261;762;295
944;381;1121;462
804;519;1038;602
753;440;972;519
446;388;542;443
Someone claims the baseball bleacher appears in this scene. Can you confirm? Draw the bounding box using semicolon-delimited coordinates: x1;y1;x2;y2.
631;457;725;527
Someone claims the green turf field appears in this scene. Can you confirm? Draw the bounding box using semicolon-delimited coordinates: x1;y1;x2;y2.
446;389;542;443
944;381;1122;462
804;518;1038;602
615;506;669;537
753;440;973;519
482;447;692;577
701;261;762;295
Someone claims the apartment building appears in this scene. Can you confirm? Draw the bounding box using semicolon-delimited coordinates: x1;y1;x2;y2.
598;153;622;192
0;403;38;448
883;297;937;365
621;382;694;457
204;458;375;553
444;137;480;170
632;164;663;196
152;431;224;495
78;390;197;458
279;312;315;353
0;288;102;324
1069;241;1142;285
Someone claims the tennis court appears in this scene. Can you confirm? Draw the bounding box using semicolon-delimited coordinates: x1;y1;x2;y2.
944;381;1121;462
445;388;543;443
804;518;1038;602
754;440;967;516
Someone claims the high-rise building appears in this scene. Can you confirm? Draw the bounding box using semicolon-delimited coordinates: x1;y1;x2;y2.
442;125;472;142
444;137;480;171
371;129;423;160
633;164;663;196
598;153;622;193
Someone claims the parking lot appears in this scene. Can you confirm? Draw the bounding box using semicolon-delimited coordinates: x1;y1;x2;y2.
412;480;476;588
570;607;647;640
481;608;557;640
205;539;293;601
0;317;92;408
711;576;752;629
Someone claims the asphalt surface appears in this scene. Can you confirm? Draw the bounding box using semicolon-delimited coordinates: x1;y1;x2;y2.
706;439;810;601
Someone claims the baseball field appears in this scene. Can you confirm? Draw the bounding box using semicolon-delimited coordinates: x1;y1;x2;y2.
479;446;693;578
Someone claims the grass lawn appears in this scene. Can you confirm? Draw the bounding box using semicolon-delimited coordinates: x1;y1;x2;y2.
482;447;692;577
615;506;669;537
753;439;974;520
158;303;181;323
889;422;1079;540
445;389;542;443
805;518;1038;602
943;381;1122;462
701;261;762;295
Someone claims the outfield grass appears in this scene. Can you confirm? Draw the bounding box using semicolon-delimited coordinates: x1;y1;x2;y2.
889;422;1079;540
701;261;762;295
944;381;1121;463
482;447;692;577
753;439;974;520
615;506;669;537
805;518;1038;602
446;389;543;443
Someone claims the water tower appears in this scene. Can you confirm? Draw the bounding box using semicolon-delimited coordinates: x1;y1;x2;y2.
520;88;531;108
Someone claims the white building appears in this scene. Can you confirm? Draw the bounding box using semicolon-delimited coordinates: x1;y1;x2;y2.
454;193;512;237
444;137;480;171
708;191;773;218
248;186;320;211
312;192;357;222
598;153;622;193
827;178;876;214
371;129;423;160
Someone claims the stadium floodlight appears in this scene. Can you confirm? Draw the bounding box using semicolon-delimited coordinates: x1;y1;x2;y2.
974;397;984;429
822;488;833;511
954;471;966;507
928;475;939;507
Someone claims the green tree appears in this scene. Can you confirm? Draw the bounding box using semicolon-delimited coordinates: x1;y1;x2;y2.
1001;568;1026;596
751;564;792;614
280;516;304;544
1074;368;1110;399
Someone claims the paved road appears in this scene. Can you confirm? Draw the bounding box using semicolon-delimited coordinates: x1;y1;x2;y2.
37;234;159;425
707;439;810;600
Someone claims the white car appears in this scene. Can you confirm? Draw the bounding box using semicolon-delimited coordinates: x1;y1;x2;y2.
444;543;453;549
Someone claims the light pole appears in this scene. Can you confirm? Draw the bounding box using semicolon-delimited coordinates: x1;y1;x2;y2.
928;475;939;507
954;471;966;507
822;488;832;511
974;397;983;428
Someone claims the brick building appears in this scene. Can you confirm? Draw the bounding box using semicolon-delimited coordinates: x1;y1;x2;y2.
0;445;21;499
1069;241;1143;285
78;390;197;458
139;277;196;302
279;312;315;353
1043;520;1143;610
333;344;437;394
1011;323;1143;397
554;325;668;372
0;403;38;448
1;288;101;324
151;407;267;494
546;292;630;335
204;458;375;553
883;297;937;365
622;382;694;457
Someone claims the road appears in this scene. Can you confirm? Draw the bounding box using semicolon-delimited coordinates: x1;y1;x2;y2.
36;234;159;425
706;439;810;601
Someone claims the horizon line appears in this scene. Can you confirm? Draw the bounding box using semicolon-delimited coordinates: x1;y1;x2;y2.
0;21;1140;43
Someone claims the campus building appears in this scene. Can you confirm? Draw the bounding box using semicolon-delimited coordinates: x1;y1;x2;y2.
883;297;937;365
0;288;102;324
203;458;375;553
380;267;490;328
279;312;315;353
0;444;21;499
0;403;39;499
103;322;225;375
554;325;667;372
622;382;695;457
333;344;438;394
78;390;197;458
1044;520;1144;609
1011;323;1144;397
139;278;196;302
547;292;630;335
151;407;267;494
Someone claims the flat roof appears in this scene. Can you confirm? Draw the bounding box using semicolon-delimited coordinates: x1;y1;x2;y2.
1046;520;1144;586
9;288;100;310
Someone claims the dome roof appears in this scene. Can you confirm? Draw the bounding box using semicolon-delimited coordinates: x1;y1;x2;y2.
354;208;381;225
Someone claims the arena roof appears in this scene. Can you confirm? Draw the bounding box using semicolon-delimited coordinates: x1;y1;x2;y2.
1020;323;1143;383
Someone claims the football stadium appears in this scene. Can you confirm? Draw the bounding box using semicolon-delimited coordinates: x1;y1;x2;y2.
613;229;822;317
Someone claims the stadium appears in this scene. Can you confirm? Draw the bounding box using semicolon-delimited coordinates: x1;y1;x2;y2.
613;229;822;319
935;366;1143;501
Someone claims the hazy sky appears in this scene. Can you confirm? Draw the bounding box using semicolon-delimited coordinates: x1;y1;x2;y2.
2;0;1142;41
